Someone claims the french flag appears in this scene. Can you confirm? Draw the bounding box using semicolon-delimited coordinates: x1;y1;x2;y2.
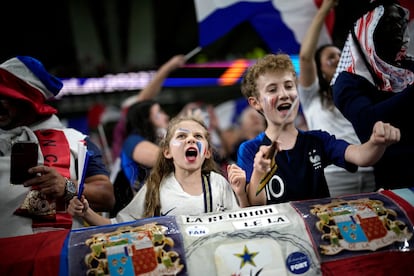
194;0;334;55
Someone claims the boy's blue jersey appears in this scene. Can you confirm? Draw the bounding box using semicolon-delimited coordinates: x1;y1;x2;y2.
237;130;357;204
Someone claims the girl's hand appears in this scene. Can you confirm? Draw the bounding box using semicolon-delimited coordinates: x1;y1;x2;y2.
67;195;89;217
227;164;246;196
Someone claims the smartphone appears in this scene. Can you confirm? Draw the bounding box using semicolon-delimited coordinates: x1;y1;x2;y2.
10;141;38;184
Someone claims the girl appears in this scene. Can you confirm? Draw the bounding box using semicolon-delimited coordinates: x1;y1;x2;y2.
68;116;248;225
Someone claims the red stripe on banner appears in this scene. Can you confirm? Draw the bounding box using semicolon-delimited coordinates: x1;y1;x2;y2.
0;229;69;276
322;250;414;275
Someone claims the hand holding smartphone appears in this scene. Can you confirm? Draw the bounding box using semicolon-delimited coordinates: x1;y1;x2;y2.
10;142;38;184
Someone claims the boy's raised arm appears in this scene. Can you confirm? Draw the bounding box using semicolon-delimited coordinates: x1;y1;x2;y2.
345;121;400;166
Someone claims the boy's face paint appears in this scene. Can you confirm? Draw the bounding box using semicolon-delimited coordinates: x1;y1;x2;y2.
256;71;298;126
263;95;276;113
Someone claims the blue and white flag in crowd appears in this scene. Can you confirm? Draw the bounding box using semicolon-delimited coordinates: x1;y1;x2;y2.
194;0;333;54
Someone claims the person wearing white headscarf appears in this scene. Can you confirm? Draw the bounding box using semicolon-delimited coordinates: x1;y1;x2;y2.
331;0;414;189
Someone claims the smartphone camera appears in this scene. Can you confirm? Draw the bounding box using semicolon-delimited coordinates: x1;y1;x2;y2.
10;142;38;184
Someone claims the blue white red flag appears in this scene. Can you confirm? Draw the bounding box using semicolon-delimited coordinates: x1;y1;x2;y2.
194;0;334;54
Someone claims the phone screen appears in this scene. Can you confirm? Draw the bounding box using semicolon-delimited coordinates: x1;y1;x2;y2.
10;142;38;184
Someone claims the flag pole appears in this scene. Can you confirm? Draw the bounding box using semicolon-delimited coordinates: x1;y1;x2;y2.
185;46;202;61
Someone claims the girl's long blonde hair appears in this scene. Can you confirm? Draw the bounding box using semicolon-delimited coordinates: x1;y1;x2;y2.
143;115;219;217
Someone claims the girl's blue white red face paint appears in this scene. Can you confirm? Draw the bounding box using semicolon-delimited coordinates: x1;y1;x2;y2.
196;140;205;158
171;127;190;148
171;138;182;147
172;127;207;157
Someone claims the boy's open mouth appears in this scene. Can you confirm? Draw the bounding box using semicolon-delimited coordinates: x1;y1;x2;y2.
277;103;291;111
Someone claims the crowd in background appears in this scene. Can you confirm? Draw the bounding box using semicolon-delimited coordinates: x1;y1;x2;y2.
0;0;412;238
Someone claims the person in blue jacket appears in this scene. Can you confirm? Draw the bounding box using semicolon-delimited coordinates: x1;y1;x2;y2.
331;0;414;189
235;53;400;206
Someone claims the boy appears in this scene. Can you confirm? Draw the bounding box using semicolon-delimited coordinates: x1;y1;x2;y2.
236;53;400;206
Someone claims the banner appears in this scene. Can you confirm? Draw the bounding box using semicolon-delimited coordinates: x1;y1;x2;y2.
67;216;187;275
65;191;414;275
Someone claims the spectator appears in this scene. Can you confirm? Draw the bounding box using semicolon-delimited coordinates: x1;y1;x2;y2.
120;99;169;191
235;53;400;206
298;0;375;196
224;106;266;164
87;103;121;167
109;99;169;217
68;115;248;225
332;0;414;189
0;56;114;238
109;55;186;215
